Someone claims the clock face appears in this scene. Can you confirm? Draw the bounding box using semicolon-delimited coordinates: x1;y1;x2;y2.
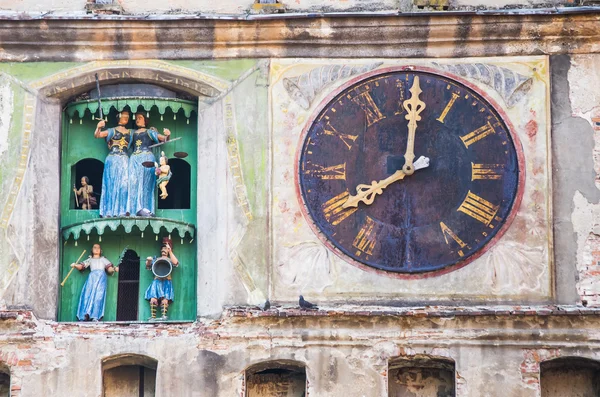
297;68;523;275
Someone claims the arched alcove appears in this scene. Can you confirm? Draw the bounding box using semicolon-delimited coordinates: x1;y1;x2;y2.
116;249;141;322
0;363;10;397
541;357;600;397
388;356;455;397
157;158;191;210
102;354;158;397
244;360;307;397
71;158;104;210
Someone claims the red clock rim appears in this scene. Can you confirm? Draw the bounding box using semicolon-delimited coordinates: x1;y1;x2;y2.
293;65;526;280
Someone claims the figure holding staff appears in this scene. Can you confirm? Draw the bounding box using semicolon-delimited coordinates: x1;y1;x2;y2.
71;244;118;321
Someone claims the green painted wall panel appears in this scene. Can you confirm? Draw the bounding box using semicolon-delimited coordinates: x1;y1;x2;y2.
60;228;196;322
59;96;198;322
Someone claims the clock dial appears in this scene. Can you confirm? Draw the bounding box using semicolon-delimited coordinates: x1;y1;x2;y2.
297;69;523;275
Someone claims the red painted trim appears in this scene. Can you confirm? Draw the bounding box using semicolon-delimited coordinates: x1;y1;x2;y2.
293;65;526;280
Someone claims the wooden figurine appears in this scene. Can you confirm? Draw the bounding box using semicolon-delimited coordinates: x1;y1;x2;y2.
71;243;118;321
127;113;170;217
73;176;97;209
94;111;132;217
155;151;172;200
145;238;179;320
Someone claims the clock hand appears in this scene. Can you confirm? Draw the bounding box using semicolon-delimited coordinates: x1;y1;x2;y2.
342;156;430;208
402;76;426;175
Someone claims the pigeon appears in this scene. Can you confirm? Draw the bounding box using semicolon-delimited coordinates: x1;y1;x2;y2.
299;295;318;310
258;299;270;311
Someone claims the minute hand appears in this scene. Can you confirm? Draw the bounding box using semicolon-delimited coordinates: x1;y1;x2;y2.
342;156;430;208
402;76;426;175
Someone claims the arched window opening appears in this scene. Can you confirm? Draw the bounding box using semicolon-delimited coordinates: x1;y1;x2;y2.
0;364;10;397
157;158;191;210
541;357;600;397
116;249;140;322
71;158;104;210
103;354;157;397
388;356;455;397
245;361;306;397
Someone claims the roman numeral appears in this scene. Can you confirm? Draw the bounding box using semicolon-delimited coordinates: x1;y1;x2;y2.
457;191;499;226
304;163;346;180
322;121;358;150
437;92;460;123
471;163;504;180
352;216;380;256
440;222;468;257
322;191;358;226
460;121;496;148
352;91;385;127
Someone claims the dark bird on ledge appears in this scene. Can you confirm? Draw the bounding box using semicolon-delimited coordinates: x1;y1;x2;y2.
299;295;318;310
259;299;270;311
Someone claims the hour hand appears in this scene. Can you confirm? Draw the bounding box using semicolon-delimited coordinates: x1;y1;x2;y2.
342;156;430;208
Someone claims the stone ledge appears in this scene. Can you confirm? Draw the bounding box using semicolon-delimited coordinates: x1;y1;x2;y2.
0;12;599;61
223;304;596;318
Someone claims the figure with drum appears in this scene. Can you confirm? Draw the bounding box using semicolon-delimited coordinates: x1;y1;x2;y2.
145;237;179;320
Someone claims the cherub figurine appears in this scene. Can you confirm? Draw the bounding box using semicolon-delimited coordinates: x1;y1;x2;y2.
155;151;172;200
73;176;97;210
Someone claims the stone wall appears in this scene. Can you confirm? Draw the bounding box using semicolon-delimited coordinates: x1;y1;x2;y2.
0;0;580;15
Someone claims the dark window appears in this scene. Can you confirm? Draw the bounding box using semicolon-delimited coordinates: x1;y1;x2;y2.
157;158;191;210
388;357;455;397
541;357;600;397
72;158;104;210
116;249;140;321
0;368;9;397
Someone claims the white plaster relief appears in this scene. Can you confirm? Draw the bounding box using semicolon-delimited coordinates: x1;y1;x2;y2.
0;76;13;156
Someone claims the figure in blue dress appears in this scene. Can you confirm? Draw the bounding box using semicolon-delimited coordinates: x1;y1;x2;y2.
127;113;170;217
72;244;118;321
94;111;132;217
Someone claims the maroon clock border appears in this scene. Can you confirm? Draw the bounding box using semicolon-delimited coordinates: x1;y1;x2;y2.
293;65;526;280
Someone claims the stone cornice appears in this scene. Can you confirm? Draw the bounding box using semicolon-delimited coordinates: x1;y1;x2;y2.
0;12;599;61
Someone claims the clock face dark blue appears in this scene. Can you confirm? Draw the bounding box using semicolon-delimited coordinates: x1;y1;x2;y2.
298;69;522;275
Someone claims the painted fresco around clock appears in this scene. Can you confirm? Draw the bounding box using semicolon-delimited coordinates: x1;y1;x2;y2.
271;57;552;301
297;69;523;275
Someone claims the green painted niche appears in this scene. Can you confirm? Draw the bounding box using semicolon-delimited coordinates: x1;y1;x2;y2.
59;97;199;322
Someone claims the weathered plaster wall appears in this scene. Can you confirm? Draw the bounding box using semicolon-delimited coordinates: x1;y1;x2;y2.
2;309;600;397
0;0;575;14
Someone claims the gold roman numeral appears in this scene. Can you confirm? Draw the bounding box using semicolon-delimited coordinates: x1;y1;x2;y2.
471;163;504;180
437;92;460;123
353;216;380;256
304;163;346;180
352;91;385;127
322;121;358;150
461;121;496;148
322;191;358;225
440;222;468;257
457;191;499;226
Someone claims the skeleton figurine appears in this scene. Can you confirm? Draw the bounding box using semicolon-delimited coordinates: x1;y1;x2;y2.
155;151;172;200
145;238;179;320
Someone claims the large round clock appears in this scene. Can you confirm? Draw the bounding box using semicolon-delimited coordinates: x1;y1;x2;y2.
296;67;524;276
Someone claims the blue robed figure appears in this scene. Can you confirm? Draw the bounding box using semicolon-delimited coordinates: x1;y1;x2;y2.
74;244;118;321
94;112;132;217
127;113;171;217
